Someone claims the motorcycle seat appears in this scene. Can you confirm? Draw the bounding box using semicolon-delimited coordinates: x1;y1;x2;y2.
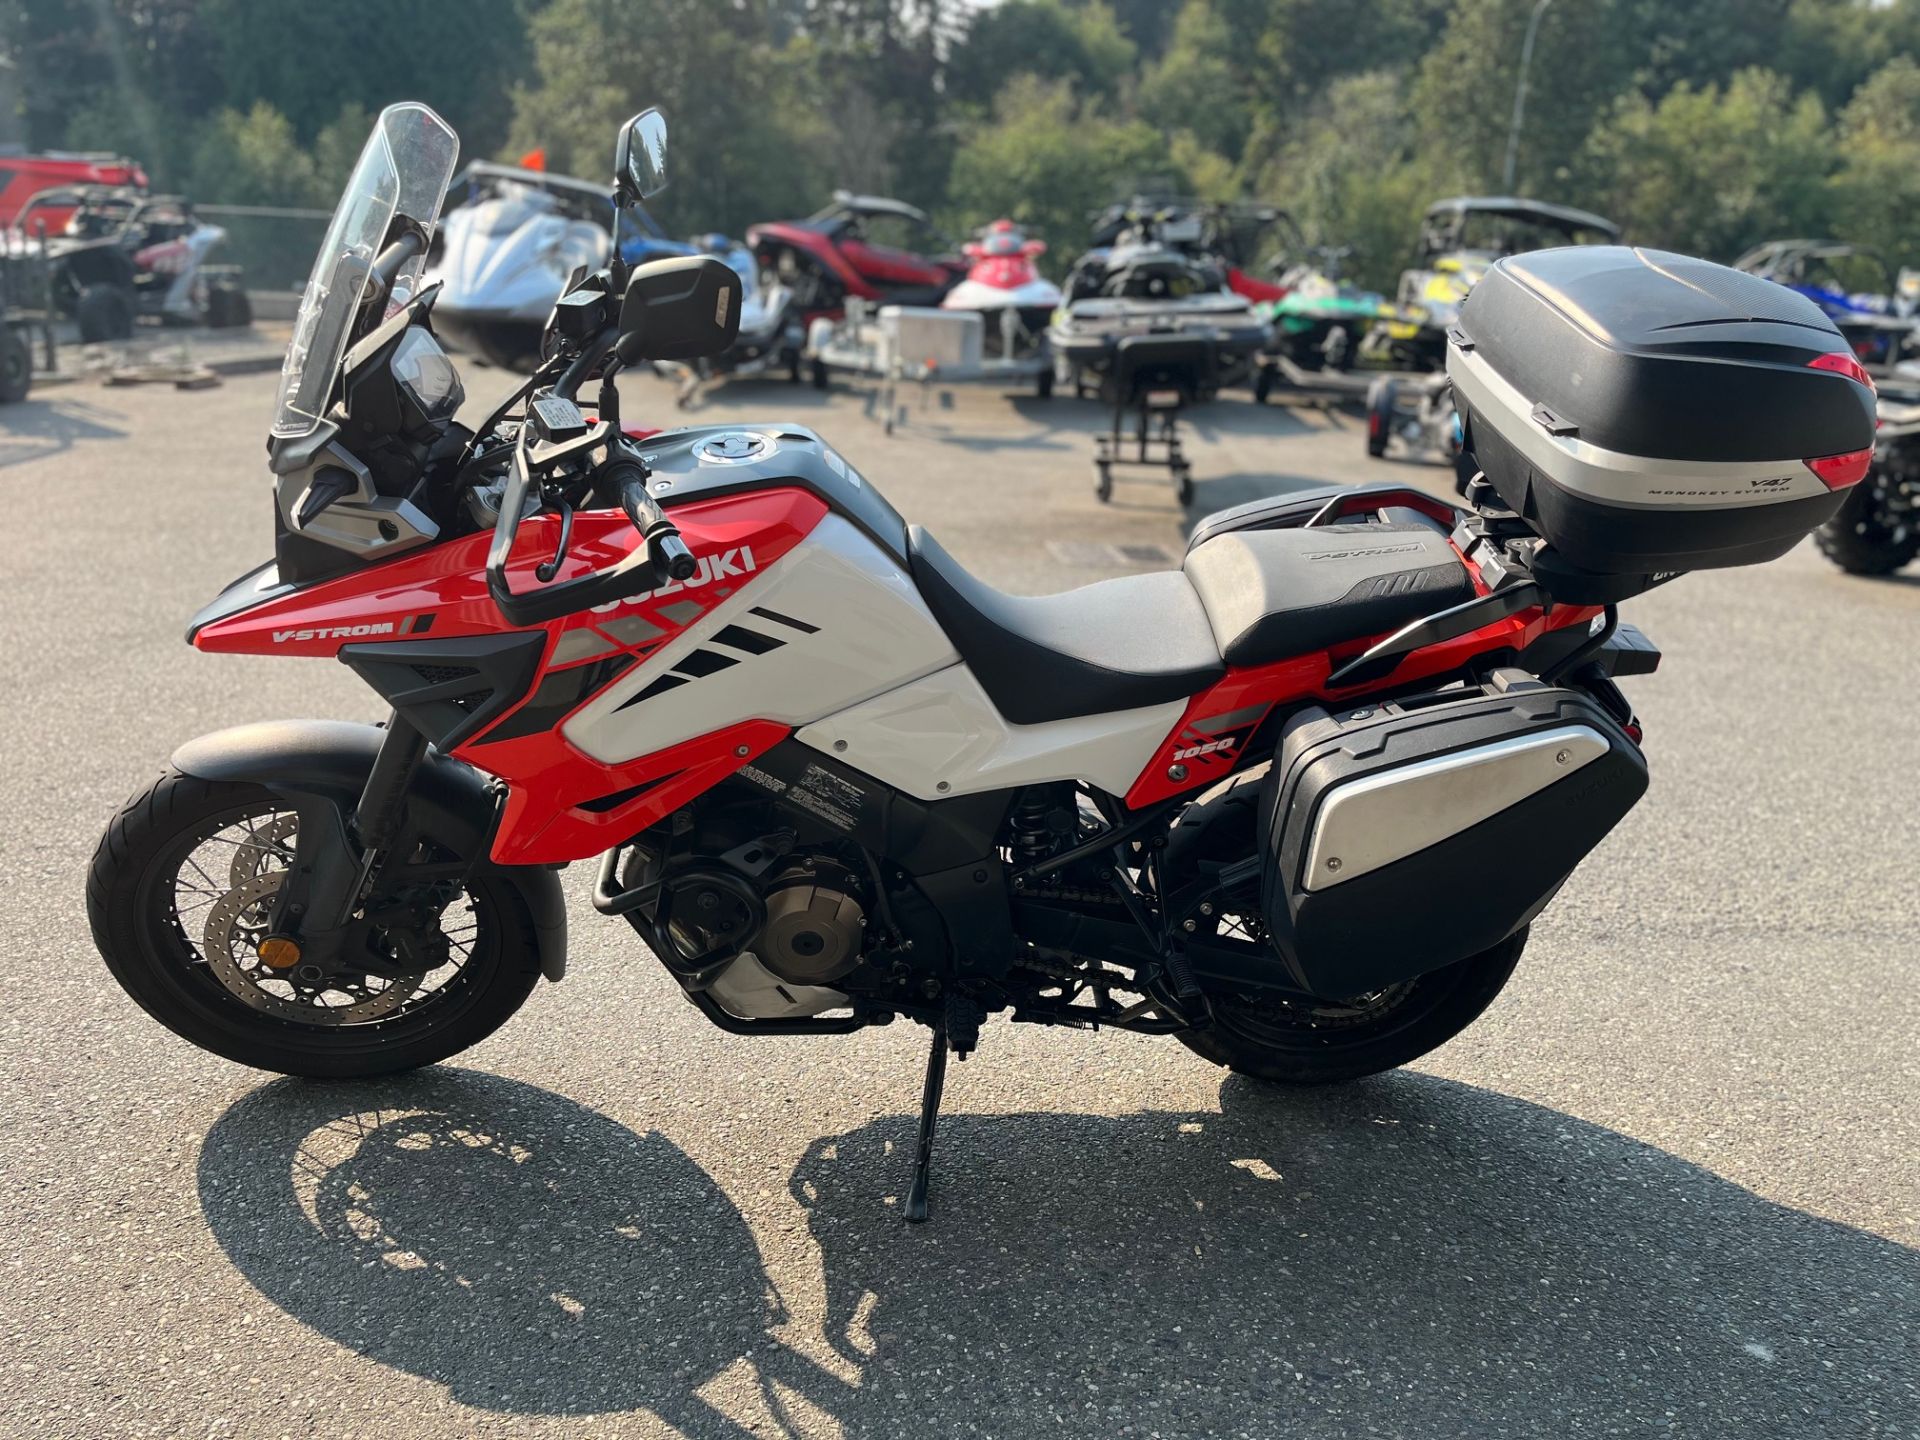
1183;523;1476;667
906;526;1226;726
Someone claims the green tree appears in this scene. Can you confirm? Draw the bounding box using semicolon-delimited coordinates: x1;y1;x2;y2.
509;0;822;238
1138;2;1245;160
946;75;1170;275
946;0;1135;110
1829;57;1920;269
1255;70;1429;292
1577;69;1833;259
198;0;529;156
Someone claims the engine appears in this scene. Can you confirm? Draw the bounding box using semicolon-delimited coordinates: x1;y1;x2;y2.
650;853;872;1019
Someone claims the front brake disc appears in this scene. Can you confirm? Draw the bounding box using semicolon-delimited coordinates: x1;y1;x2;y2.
202;871;420;1025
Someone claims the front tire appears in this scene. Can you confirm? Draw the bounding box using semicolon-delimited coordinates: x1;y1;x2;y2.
87;769;542;1077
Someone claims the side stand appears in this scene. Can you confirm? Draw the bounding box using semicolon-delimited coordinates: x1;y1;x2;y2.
903;1021;948;1224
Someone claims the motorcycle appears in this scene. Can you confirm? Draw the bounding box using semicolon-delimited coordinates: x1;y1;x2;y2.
939;218;1061;360
88;103;1876;1223
1816;371;1919;575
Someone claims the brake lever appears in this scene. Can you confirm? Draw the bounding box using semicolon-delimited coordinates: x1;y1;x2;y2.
534;497;574;582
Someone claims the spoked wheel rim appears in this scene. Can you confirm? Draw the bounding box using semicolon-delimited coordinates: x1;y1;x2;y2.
154;802;488;1031
1195;910;1471;1054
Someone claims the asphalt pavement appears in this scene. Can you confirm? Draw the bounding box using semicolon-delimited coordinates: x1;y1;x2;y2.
0;365;1914;1439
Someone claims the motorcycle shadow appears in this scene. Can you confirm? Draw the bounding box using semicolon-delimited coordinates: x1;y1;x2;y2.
197;1069;814;1425
197;1069;1918;1435
792;1072;1919;1438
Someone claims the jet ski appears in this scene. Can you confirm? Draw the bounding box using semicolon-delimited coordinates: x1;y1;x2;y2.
1051;207;1268;399
425;162;617;368
940;219;1061;358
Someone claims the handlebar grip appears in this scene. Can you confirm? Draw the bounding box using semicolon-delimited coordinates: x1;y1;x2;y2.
615;468;698;581
655;531;697;582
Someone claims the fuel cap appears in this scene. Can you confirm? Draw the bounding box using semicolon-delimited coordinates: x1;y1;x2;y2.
695;432;773;465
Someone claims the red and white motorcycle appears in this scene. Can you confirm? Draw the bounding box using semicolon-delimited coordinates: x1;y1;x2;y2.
89;105;1877;1219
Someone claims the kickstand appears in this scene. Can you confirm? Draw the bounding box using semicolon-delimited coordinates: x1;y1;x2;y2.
903;1020;948;1224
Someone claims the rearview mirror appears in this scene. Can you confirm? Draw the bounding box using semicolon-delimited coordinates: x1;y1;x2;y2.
615;255;742;363
614;109;668;205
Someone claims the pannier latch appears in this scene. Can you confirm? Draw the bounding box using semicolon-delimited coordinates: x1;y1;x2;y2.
1529;403;1578;438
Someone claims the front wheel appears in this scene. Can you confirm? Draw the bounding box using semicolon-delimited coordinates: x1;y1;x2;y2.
87;769;542;1077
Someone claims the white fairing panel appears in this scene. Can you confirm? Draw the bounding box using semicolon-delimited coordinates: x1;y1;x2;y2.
565;515;958;764
794;664;1184;800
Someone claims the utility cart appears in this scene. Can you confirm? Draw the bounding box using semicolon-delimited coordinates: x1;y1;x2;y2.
806;301;1052;432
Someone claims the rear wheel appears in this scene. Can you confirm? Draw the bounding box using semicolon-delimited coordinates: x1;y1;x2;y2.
1365;377;1397;458
1814;470;1918;575
77;283;135;343
205;282;252;330
0;327;30;403
1165;776;1524;1084
87;770;542;1077
1178;932;1525;1084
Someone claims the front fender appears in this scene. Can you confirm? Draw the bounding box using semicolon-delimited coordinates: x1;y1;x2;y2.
171;720;568;981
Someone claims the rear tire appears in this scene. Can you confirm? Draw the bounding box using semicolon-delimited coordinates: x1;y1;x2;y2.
77;283;135;343
0;327;30;402
1178;931;1526;1084
1165;774;1524;1084
205;283;252;330
87;769;542;1078
1814;473;1918;575
1365;377;1397;458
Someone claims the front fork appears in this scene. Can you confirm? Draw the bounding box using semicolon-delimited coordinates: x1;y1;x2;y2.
267;712;430;968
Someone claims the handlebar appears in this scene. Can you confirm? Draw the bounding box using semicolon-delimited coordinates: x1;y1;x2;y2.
483;426;695;625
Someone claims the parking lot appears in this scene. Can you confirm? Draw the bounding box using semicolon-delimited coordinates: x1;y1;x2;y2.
1;365;1915;1438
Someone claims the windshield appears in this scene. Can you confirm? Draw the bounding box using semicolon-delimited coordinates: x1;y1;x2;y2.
272;103;459;439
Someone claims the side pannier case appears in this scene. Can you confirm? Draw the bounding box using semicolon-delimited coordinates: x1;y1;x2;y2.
1449;247;1877;574
1261;673;1647;999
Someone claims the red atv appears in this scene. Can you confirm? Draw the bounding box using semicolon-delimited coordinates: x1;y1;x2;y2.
748;191;966;325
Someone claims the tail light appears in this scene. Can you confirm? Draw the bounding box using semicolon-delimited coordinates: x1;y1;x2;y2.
1804;448;1873;489
1808;351;1876;390
1804;354;1876;488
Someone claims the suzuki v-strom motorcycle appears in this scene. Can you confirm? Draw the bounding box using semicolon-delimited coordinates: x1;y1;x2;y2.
88;105;1877;1221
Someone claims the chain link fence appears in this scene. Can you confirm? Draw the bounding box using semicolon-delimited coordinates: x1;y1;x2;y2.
196;203;332;302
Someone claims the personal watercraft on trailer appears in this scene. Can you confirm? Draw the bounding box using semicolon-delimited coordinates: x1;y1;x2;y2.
1054;208;1268;399
426;162;620;368
1078;197;1290;306
748;191;965;326
88;100;1876;1230
940;219;1061;358
1734;240;1920;375
1362;196;1618;372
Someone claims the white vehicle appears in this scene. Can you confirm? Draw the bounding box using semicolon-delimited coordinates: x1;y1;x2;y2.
425;162;612;368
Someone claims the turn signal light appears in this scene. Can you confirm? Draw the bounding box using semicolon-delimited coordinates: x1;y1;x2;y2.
1808;351;1876;390
1803;448;1873;490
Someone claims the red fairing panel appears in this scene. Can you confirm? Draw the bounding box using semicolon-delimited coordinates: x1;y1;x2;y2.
1124;600;1604;809
196;488;828;866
